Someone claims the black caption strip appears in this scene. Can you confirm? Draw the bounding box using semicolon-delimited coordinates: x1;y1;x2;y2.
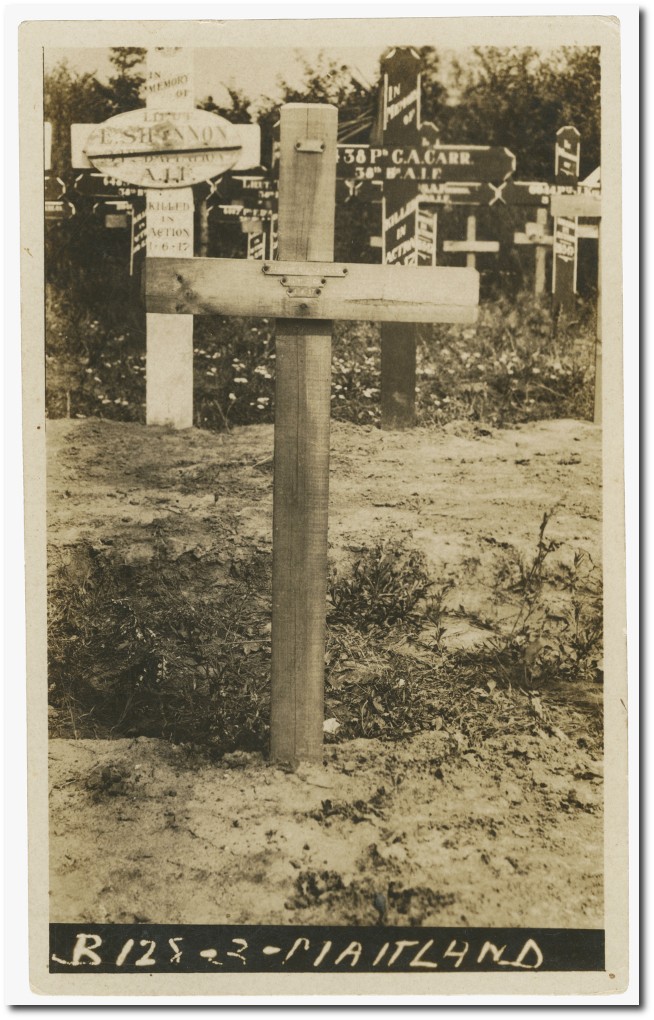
50;925;605;973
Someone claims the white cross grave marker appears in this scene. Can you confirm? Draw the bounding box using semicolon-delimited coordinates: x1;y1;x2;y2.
72;47;260;428
513;207;553;295
443;213;500;269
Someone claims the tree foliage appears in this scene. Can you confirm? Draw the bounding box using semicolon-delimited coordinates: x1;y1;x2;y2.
421;46;600;180
45;47;147;170
44;61;112;170
257;52;377;145
106;46;147;114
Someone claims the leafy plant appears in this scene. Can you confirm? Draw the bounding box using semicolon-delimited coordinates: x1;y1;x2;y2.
328;542;451;636
485;516;602;689
328;663;443;741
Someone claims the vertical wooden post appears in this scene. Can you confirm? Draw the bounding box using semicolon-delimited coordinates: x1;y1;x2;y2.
466;214;477;269
380;47;421;431
594;222;602;424
198;197;210;258
552;125;580;317
534;207;548;295
417;207;438;266
270;104;337;764
145;48;195;429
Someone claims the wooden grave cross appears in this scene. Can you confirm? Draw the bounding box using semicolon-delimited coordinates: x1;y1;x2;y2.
513;207;553;295
443;213;500;270
335;46;514;430
430;127;597;298
72;47;260;429
147;103;479;764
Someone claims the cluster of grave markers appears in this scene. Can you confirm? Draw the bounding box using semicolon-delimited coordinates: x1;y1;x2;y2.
43;45;603;765
45;45;602;430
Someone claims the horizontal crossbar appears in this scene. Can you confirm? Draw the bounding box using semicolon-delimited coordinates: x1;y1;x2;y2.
146;257;479;324
442;240;500;254
550;193;602;218
514;233;553;246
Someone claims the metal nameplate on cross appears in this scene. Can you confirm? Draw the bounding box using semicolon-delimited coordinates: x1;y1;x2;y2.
146;103;480;765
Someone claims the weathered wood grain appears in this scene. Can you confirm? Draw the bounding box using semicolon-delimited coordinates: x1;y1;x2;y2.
146;257;479;324
145;49;195;429
270;104;337;764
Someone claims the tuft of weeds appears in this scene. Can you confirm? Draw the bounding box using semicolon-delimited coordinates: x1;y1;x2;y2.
328;542;452;638
48;543;273;756
494;509;562;601
487;514;603;689
326;656;445;741
48;524;602;760
324;525;603;755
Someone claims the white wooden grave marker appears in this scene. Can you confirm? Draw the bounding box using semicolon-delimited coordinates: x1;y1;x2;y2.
147;103;479;764
443;213;500;269
72;47;260;428
550;187;602;424
513;207;552;295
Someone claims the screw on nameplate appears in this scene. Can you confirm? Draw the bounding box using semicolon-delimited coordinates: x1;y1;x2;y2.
261;263;348;277
262;262;347;299
294;139;325;153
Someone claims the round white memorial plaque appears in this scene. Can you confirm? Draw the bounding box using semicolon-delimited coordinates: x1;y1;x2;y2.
84;108;243;189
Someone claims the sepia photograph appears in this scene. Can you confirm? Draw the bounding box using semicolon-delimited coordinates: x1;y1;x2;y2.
16;12;630;998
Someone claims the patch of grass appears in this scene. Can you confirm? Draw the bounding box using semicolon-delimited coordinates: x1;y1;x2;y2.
417;294;596;427
48;544;273;756
328;542;452;637
49;525;602;760
324;526;603;753
327;656;445;741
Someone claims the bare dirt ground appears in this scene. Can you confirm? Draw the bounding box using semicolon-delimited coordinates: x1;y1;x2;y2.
47;416;603;927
